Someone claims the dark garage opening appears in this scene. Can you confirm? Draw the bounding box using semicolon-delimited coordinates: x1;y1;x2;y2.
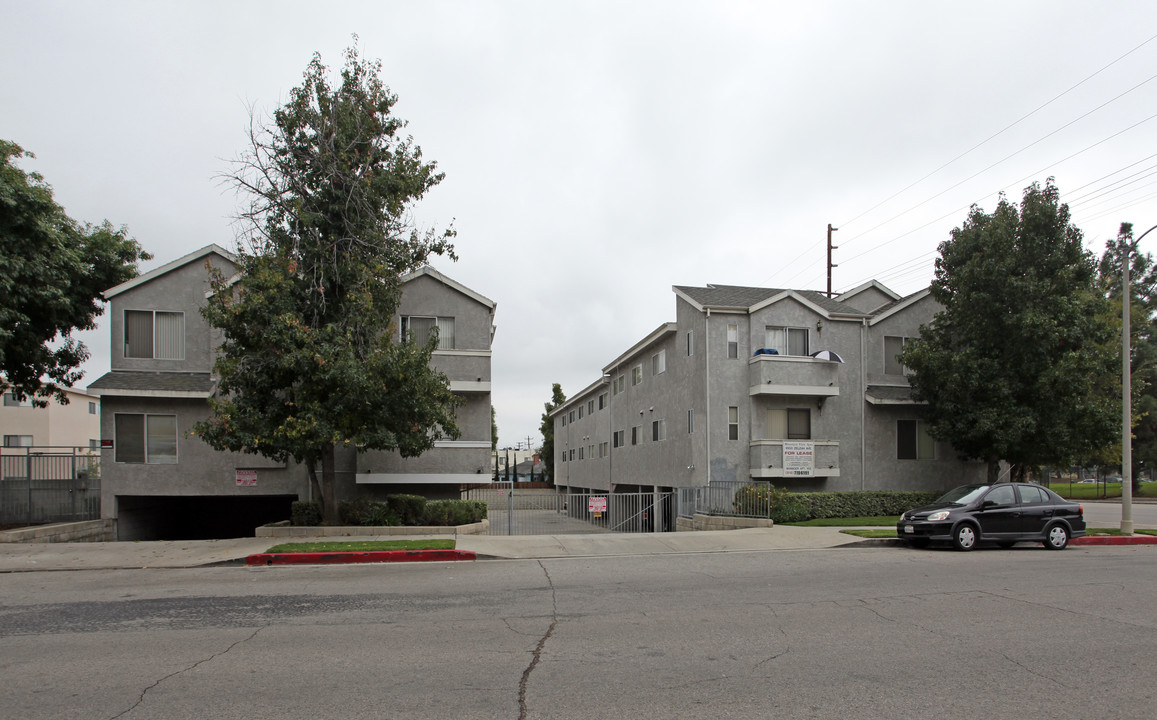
116;495;297;541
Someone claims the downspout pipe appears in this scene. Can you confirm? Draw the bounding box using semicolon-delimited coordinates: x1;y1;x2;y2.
705;308;711;486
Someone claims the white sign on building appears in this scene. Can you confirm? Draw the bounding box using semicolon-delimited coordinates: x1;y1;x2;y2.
783;442;815;477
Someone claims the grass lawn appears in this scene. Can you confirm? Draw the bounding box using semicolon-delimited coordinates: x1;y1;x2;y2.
1045;481;1157;500
265;539;455;553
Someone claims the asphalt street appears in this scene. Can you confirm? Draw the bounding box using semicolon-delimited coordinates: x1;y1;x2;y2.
1;543;1154;719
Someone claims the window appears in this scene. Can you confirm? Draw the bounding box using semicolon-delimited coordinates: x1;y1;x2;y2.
599;442;608;458
561;414;566;427
727;324;738;359
569;449;575;461
599;393;608;410
613;375;625;395
728;406;739;441
1018;485;1049;504
652;419;666;441
631;426;641;445
613;430;624;448
3;435;33;447
114;413;177;464
577;406;583;420
569;410;575;423
588;444;595;459
578;446;584;460
89;439;100;451
687;330;694;356
985;484;1016;506
885;336;912;375
767;408;812;439
765;326;809;356
89;402;98;415
401;316;455;350
125;310;184;359
652;349;666;375
897;419;934;460
588;400;595;414
2;393;30;407
632;365;643;386
688;409;695;434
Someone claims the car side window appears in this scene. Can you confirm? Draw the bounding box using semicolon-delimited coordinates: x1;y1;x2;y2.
985;485;1017;506
1017;485;1048;504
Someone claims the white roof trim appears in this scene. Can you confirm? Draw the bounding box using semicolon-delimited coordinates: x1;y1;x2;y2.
105;244;237;298
749;289;833;318
402;266;496;310
602;322;678;374
672;286;705;311
837;280;901;304
869;288;933;326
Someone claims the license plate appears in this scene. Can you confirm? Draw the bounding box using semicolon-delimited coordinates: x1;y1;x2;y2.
904;525;914;534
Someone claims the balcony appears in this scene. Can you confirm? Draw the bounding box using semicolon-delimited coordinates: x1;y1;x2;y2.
748;354;839;397
749;440;840;479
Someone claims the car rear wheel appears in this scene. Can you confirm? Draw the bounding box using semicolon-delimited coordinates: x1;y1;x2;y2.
1044;524;1070;550
953;523;978;551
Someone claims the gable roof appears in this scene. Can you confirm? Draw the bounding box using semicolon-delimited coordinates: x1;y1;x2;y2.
104;244;237;298
402;266;496;310
673;284;871;319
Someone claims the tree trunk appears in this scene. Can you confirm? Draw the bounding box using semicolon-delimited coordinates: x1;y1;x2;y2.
321;442;338;525
306;459;322;516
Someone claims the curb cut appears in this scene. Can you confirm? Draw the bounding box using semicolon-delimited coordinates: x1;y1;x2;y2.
245;549;477;566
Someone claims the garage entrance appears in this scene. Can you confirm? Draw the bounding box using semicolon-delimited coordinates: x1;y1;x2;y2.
115;495;297;541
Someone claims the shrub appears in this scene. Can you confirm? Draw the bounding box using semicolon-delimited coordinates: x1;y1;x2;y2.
291;501;322;526
787;490;941;520
424;499;487;526
387;494;427;525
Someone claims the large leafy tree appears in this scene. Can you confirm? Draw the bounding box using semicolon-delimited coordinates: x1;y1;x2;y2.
193;43;459;523
0;140;150;405
538;383;566;484
901;181;1119;482
1098;223;1157;492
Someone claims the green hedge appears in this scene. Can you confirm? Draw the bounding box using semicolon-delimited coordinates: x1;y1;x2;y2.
291;500;322;526
298;495;485;527
787;490;941;520
423;499;487;526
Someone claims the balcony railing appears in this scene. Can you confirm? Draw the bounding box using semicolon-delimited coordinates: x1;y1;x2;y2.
748;354;839;396
749;439;839;479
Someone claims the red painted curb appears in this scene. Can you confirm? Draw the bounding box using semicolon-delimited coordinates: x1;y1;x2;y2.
245;549;476;566
1071;535;1157;546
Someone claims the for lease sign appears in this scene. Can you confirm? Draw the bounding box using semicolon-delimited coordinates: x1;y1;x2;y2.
783;442;815;477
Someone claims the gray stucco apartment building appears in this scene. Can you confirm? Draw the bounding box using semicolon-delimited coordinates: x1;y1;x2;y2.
552;280;985;496
89;245;495;539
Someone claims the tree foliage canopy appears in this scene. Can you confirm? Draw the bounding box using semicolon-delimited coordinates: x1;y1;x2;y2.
0;140;150;404
539;383;566;484
192;42;459;521
901;181;1119;479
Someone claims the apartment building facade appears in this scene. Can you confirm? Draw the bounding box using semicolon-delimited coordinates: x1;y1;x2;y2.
88;245;495;539
552;281;985;495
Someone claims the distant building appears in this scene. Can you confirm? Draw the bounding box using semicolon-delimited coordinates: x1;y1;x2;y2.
0;386;101;449
552;280;985;495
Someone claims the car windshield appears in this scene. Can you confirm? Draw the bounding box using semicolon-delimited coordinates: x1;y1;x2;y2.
935;485;989;505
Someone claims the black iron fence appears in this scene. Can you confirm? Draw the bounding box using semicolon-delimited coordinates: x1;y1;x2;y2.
0;447;101;525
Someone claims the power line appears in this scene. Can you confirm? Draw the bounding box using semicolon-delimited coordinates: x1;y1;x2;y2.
838;33;1157;234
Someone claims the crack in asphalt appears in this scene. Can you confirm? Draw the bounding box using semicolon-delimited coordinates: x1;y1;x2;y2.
107;626;264;720
518;561;557;720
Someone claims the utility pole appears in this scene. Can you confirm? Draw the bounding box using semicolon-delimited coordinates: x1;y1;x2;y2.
827;224;838;297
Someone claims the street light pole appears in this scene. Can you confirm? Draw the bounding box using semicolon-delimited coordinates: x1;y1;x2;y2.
1121;223;1157;534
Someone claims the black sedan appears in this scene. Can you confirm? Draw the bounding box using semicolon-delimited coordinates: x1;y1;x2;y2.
897;482;1086;551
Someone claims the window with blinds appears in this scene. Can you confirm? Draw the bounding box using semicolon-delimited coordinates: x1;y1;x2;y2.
401;316;455;349
124;310;184;359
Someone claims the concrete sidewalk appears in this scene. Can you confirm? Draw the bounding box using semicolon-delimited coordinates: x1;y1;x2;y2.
0;526;863;572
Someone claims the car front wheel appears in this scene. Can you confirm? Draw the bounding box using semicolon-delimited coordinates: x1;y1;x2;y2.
1044;524;1070;550
953;523;978;551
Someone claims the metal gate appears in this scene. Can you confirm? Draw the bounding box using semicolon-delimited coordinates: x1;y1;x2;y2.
462;484;675;536
0;447;101;525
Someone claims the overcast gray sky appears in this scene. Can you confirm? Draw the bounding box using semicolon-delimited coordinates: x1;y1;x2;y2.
4;1;1157;449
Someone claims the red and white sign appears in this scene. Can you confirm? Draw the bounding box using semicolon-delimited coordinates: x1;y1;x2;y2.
235;470;257;487
588;496;607;513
